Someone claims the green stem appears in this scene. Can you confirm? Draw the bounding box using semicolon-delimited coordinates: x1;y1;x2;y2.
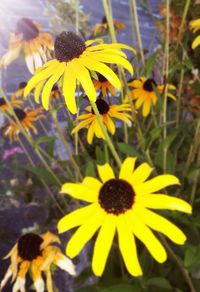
163;0;170;173
131;0;145;67
176;0;191;47
52;113;83;180
129;0;139;77
102;0;117;43
91;102;122;167
190;148;200;206
159;234;196;292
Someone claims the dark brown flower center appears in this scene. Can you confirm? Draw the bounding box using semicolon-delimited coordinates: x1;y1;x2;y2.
52;84;59;91
99;178;135;215
15;18;39;41
18;233;43;261
143;78;157;92
54;31;86;62
92;99;110;115
14;108;26;121
19;81;27;89
98;73;107;83
101;16;108;24
0;97;6;107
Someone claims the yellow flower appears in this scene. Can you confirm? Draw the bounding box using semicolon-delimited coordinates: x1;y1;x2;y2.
58;157;192;277
24;31;134;114
190;18;200;49
94;73;117;96
5;107;44;141
94;16;125;35
0;18;53;74
129;77;176;117
0;232;76;292
72;99;132;144
0;96;23;113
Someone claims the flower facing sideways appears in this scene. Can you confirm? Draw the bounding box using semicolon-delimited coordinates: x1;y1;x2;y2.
0;18;53;74
24;31;134;114
0;231;76;292
58;157;192;277
0;96;23;113
72;98;132;144
93;16;125;36
4;107;44;141
129;77;176;117
94;73;118;97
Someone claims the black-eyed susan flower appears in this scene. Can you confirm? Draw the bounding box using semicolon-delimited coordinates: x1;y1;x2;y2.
5;107;44;141
0;96;23;113
50;84;62;100
58;157;192;277
24;31;134;114
0;231;76;292
129;77;176;117
190;18;200;49
11;81;27;99
0;18;53;74
72;98;132;144
94;73;117;97
94;16;125;36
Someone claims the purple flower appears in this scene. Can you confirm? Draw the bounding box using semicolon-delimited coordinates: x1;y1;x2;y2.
2;147;23;159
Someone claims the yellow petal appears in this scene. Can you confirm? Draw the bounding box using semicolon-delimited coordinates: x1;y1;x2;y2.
136;207;187;245
60;183;98;202
41;63;65;110
82;177;102;190
192;35;200;49
87;120;95;144
103;115;115;134
58;203;98;233
97;163;115;182
24;60;58;97
135;174;180;196
130;163;154;186
117;215;142;276
80;56;121;90
63;64;77;114
34;80;46;103
72;59;96;102
142;98;151;117
127;211;167;263
92;215;116;276
167;93;176;100
91;53;133;75
119;157;136;180
136;194;192;213
66;210;104;258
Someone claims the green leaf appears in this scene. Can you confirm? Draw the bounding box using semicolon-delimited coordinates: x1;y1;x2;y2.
85;160;95;176
34;135;56;150
24;166;58;185
95;146;105;164
146;277;172;290
145;52;157;76
184;245;200;269
117;143;143;160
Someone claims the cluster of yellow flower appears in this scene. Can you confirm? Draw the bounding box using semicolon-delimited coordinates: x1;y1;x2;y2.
0;13;198;291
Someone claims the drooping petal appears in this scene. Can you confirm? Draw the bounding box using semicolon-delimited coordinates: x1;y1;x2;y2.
119;157;136;180
66;209;104;258
127;211;167;263
136;207;187;245
72;59;96;102
136;194;192;214
97;163;115;182
60;183;98;202
41;62;65;110
135;175;180;196
24;60;58;97
80;56;121;90
117;215;142;276
58;203;98;233
55;253;76;275
63;64;77;114
92;215;116;276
